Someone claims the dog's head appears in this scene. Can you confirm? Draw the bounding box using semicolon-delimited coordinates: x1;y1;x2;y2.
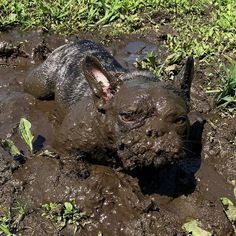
82;56;194;170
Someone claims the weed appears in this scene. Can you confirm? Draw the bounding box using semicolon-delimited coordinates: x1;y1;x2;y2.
135;51;162;77
18;118;34;154
207;63;236;113
0;204;26;236
0;0;154;32
165;1;236;64
216;63;236;110
2;118;56;159
135;51;184;82
221;185;236;233
0;0;210;33
1;139;21;158
182;219;212;236
42;200;90;234
0;213;12;236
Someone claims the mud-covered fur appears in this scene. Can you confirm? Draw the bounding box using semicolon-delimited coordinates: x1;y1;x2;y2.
25;40;194;171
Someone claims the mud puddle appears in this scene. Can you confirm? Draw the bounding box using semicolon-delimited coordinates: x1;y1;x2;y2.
0;29;235;235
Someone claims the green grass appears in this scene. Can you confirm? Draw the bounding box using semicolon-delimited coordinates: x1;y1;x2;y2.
166;0;236;63
206;63;236;113
1;0;235;59
0;214;12;236
1;0;236;114
42;200;90;233
216;63;236;111
0;203;25;236
0;0;208;32
1;0;236;57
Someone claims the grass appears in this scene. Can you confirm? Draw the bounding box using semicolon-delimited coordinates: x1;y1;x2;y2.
0;213;12;236
216;64;236;111
41;200;90;234
166;1;236;64
1;1;236;60
0;0;209;33
0;0;235;113
207;63;236;113
0;203;25;236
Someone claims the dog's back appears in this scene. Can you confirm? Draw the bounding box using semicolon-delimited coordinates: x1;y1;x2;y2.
24;40;127;108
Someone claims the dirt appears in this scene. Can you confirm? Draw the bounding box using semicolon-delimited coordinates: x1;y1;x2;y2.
0;28;235;236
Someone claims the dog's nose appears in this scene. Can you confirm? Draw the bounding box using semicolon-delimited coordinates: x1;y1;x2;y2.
145;119;168;138
145;128;166;137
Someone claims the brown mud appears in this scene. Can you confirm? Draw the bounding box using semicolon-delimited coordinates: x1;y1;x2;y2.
0;29;235;235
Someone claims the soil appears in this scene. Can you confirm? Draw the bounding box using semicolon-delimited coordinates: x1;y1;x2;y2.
0;28;235;236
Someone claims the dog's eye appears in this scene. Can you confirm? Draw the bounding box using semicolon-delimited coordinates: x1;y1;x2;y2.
175;116;187;125
119;112;137;123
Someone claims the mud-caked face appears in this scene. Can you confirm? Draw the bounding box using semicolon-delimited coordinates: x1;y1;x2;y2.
110;80;190;170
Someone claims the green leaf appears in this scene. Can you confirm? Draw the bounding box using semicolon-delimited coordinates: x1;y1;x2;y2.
225;205;236;222
221;197;236;223
221;197;234;206
234;187;236;199
0;224;12;236
98;231;103;236
19;118;34;154
64;202;73;212
2;138;21;157
49;202;56;209
182;219;212;236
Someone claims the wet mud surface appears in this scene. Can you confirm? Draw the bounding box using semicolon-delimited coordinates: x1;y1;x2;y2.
0;29;235;235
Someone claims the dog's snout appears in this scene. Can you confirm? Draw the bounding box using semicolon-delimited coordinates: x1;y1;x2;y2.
145;119;168;138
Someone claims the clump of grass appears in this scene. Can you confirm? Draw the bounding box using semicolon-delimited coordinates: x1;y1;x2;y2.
166;0;236;63
135;51;183;82
0;204;26;236
215;63;236;111
0;213;12;236
0;0;153;32
207;63;236;114
0;0;208;33
42;200;90;234
206;63;236;114
135;51;162;77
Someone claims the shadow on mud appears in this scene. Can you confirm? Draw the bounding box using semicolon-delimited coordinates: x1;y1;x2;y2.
33;135;46;153
135;119;205;197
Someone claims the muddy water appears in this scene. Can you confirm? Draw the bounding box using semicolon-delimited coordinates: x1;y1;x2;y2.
0;29;235;235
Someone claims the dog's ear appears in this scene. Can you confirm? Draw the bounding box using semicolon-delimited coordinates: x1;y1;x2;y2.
174;56;194;102
82;55;123;111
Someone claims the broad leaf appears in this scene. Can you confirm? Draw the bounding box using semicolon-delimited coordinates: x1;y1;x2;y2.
19;118;34;153
182;219;212;236
221;197;236;223
2;138;21;157
64;202;73;212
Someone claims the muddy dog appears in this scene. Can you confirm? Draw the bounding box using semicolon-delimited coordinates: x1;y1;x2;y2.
24;40;194;171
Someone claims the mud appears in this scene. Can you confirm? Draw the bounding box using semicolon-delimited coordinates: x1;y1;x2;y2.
0;28;235;235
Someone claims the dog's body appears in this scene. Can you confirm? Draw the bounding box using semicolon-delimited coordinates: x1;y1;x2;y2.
25;40;194;171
